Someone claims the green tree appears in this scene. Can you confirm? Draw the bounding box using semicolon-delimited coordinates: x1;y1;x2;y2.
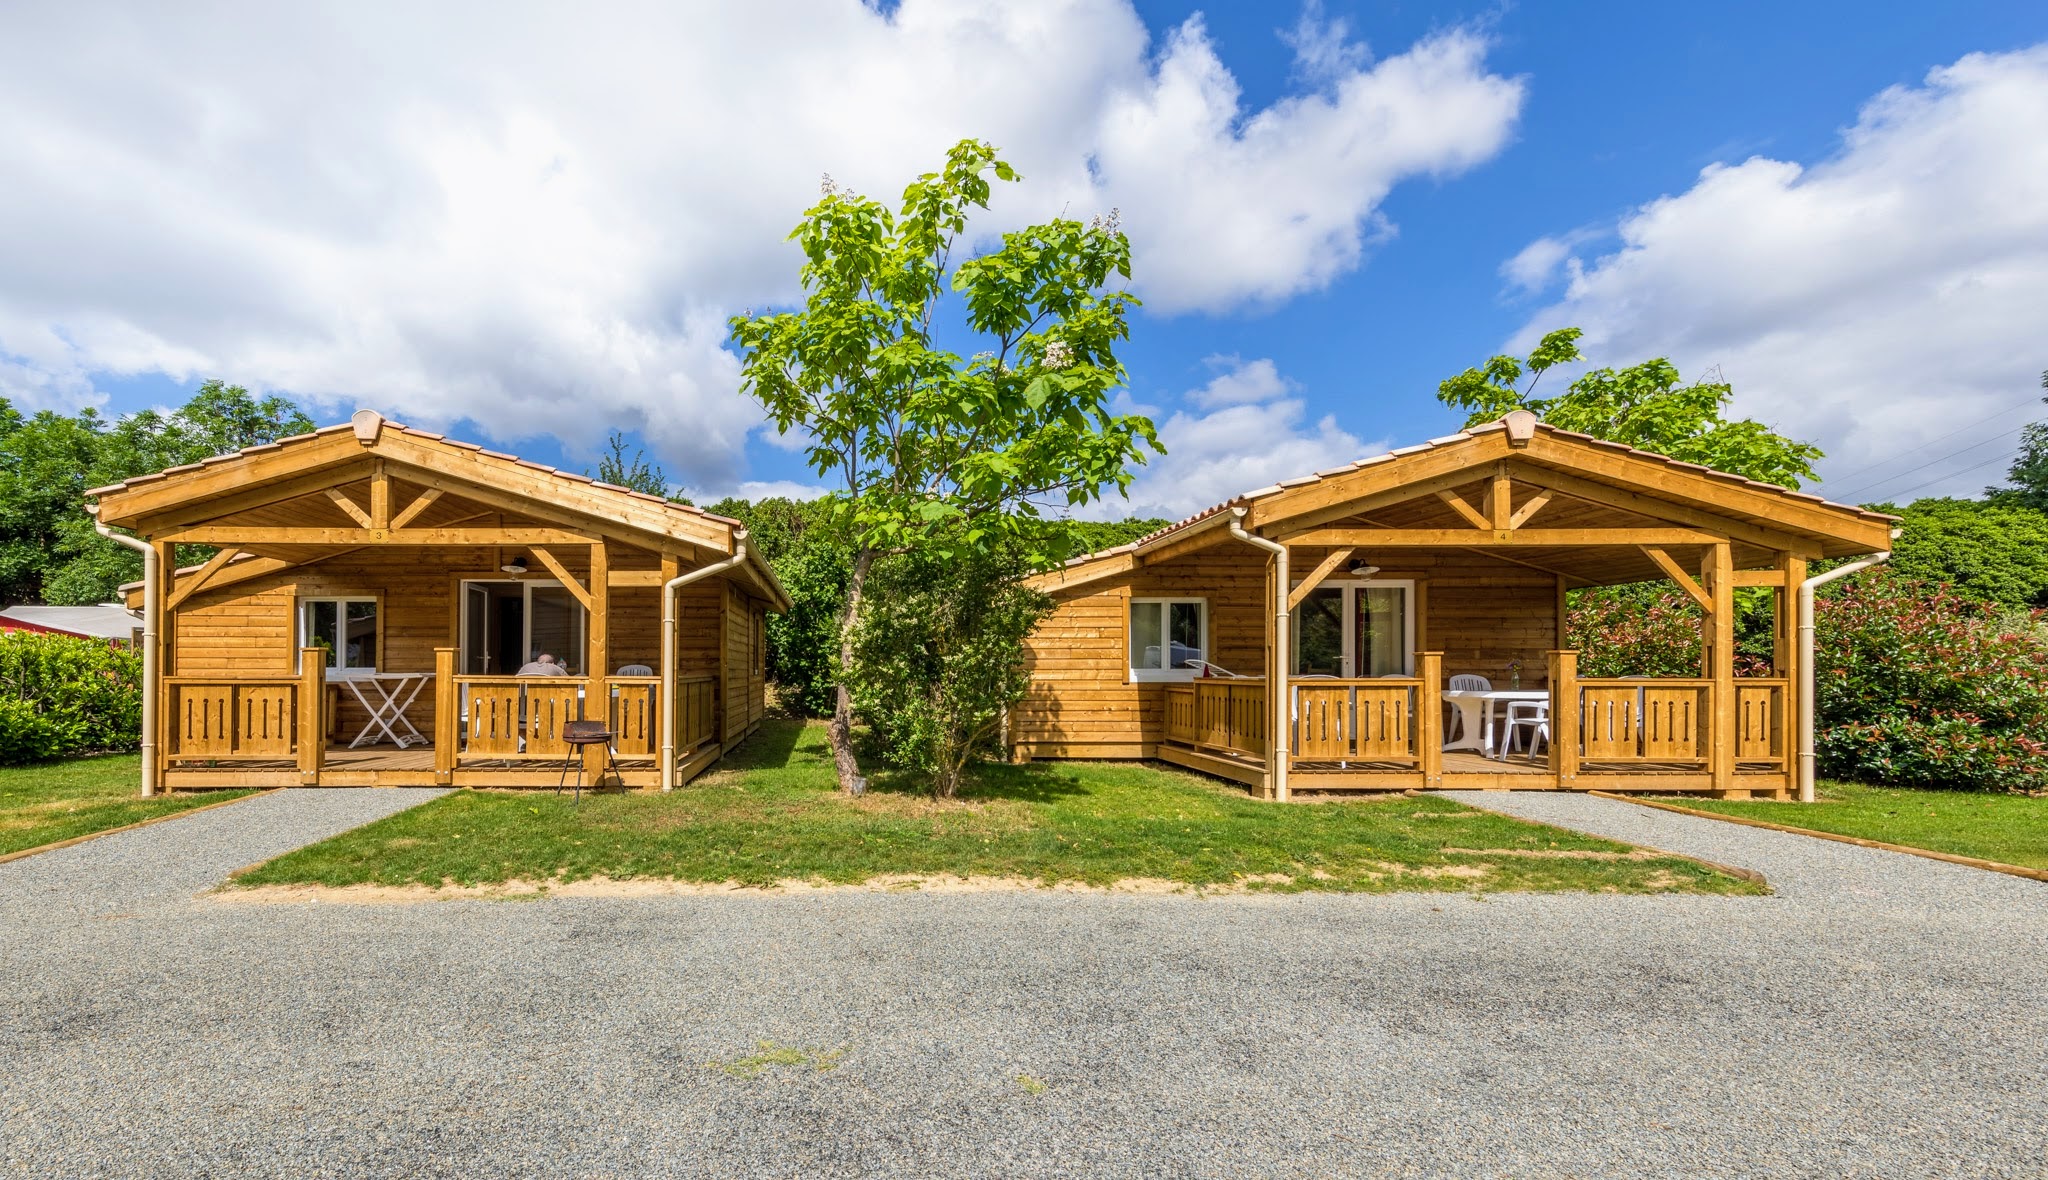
1438;327;1824;487
0;380;315;605
1985;371;2048;512
850;543;1052;798
728;139;1160;792
705;495;851;717
591;431;670;498
1888;497;2048;608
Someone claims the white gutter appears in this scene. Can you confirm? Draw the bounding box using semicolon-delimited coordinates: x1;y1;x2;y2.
1228;507;1290;802
660;531;749;792
91;510;158;798
1796;529;1898;803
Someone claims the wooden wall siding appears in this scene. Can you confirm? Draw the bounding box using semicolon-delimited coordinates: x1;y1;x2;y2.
720;587;767;742
1014;548;1266;756
1015;546;1559;756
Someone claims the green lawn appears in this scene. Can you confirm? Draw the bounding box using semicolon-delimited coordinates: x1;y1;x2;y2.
0;755;258;858
1658;782;2048;871
234;718;1760;895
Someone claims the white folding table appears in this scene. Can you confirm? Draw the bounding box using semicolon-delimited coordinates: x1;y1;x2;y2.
1440;689;1548;758
342;672;433;749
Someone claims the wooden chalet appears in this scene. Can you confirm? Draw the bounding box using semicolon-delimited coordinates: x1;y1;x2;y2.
1013;411;1896;801
91;411;786;791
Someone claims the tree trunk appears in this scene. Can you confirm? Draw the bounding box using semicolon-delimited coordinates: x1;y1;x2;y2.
829;547;875;795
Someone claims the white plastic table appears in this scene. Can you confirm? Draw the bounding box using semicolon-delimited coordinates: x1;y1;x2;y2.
342;672;433;749
1440;689;1548;758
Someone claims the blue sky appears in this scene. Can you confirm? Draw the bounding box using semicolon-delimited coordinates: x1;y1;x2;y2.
9;1;2048;515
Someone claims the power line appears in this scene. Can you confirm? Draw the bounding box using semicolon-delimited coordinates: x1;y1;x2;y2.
1817;393;2043;490
1826;425;2027;502
1858;444;2025;505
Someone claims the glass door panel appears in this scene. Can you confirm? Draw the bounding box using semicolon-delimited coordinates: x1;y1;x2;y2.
1295;587;1345;677
526;585;583;674
1357;586;1409;676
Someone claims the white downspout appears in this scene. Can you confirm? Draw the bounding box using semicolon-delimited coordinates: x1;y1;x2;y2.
1796;529;1897;803
1228;507;1289;802
660;531;749;792
92;510;158;798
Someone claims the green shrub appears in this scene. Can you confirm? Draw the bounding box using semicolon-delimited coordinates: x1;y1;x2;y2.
1812;572;2048;792
0;631;142;764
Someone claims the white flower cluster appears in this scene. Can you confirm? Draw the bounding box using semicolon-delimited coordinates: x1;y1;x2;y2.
971;350;996;363
820;173;838;196
1041;340;1075;371
1089;208;1122;234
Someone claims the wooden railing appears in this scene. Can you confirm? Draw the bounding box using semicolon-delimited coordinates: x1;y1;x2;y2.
1163;678;1267;760
1292;679;1422;765
454;675;587;760
165;648;325;780
167;677;300;760
1735;678;1788;765
671;674;716;754
1575;678;1711;765
604;677;660;757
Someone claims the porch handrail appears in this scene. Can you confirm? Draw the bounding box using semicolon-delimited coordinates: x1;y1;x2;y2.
1290;678;1424;767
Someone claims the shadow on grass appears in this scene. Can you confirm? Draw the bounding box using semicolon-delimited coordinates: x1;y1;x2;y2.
865;758;1095;806
716;717;810;772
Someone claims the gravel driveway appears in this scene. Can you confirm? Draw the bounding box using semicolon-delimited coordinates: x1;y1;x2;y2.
3;788;2043;1179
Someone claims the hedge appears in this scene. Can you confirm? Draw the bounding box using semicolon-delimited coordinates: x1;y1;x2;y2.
0;631;142;764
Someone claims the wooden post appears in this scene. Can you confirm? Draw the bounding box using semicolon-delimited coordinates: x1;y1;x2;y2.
151;539;175;789
297;647;325;785
1548;650;1579;788
368;459;391;529
585;543;610;779
1417;651;1443;789
433;646;457;785
1707;543;1736;794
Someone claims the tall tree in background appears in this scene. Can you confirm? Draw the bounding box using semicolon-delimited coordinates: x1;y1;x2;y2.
591;431;671;498
728;139;1160;793
1438;327;1823;488
1985;370;2048;513
0;380;312;605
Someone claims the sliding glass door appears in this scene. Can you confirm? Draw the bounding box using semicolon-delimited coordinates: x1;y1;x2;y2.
1291;579;1415;677
459;580;588;674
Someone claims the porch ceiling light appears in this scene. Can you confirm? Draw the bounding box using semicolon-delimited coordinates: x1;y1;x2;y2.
1348;560;1380;579
501;554;529;575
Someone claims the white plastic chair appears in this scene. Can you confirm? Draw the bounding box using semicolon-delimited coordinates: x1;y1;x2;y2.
1449;674;1492;692
1184;659;1239;679
1502;700;1549;762
615;664;654;677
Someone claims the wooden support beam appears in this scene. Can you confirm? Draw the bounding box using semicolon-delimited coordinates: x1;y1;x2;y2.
164;547;244;611
1549;650;1580;787
161;526;595;545
388;487;444;530
606;569;665;587
1707;543;1736;794
1498;463;1821;557
1732;568;1788;587
585;543;610;778
1286;548;1354;610
1284;527;1724;548
1435;490;1490;531
297;648;325;785
1486;463;1513;530
1508;489;1555;529
323;489;373;528
433;647;458;785
369;461;392;530
527;547;593;610
1641;546;1713;610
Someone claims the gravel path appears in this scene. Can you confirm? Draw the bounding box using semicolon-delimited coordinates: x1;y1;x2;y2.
3;788;2044;1179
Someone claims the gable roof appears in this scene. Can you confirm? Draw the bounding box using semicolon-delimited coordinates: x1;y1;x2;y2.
1036;412;1896;590
90;411;789;610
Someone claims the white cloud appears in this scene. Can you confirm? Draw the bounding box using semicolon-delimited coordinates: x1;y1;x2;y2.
1501;44;2048;501
1095;19;1524;313
1186;355;1295;408
0;1;1521;487
1092;359;1378;520
681;479;832;506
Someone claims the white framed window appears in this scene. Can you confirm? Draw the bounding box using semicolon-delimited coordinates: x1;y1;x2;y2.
1129;597;1208;681
300;596;379;677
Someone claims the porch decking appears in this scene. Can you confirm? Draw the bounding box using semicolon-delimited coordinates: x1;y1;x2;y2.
161;741;681;790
